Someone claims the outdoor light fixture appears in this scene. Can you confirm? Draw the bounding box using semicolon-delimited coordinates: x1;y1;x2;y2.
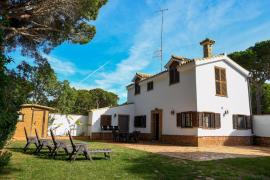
171;110;175;115
114;113;117;118
223;110;229;117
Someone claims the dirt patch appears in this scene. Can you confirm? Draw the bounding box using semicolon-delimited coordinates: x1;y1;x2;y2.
114;142;270;161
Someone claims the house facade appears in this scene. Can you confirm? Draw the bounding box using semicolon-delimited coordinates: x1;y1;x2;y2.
89;39;252;146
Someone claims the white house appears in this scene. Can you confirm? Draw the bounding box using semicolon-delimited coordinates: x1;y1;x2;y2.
89;38;253;146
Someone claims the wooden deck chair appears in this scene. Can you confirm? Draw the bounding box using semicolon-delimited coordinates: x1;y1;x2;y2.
50;129;70;158
23;127;38;152
67;131;91;161
68;131;112;161
34;128;53;154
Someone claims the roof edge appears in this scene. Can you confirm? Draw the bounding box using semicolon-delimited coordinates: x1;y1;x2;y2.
21;104;55;111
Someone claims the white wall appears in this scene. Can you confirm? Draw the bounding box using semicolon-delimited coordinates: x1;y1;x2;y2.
127;63;198;135
89;104;135;133
195;58;252;136
49;114;88;136
89;57;252;138
253;115;270;137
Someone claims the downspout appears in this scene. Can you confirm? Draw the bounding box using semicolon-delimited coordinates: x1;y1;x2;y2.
247;77;255;146
247;77;253;134
88;111;93;139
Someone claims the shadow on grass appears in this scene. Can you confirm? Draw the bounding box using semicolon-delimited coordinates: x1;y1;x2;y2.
121;152;200;179
121;151;270;179
0;166;21;176
0;151;21;177
156;151;268;161
7;146;109;162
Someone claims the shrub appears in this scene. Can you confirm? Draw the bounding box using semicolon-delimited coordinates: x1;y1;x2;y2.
0;151;12;168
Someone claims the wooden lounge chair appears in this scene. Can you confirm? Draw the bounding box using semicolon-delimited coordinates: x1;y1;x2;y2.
67;131;112;161
50;129;70;158
67;131;91;161
34;128;53;154
23;127;38;152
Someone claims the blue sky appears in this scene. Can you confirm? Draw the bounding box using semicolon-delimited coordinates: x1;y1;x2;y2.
9;0;270;103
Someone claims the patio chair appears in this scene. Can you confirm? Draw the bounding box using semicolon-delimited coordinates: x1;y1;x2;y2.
50;129;70;158
23;127;38;152
119;131;129;142
67;130;91;161
67;131;112;161
112;129;119;142
129;131;140;143
34;128;53;154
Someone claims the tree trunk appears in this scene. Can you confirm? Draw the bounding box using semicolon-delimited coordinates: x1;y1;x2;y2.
255;83;263;114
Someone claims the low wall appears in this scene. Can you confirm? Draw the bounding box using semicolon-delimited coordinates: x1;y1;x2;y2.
253;115;270;146
49;114;88;136
89;104;135;133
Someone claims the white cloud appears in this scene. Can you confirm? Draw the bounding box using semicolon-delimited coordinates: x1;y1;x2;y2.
71;0;265;103
43;54;76;76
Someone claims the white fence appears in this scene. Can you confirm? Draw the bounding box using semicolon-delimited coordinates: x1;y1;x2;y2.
253;115;270;137
47;113;270;138
49;114;88;136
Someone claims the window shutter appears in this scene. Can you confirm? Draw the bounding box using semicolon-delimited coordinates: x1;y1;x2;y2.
198;112;204;128
210;113;215;127
246;116;251;129
221;69;226;81
192;112;198;127
216;82;221;95
221;82;227;96
176;113;181;127
215;113;221;128
233;115;238;129
215;68;220;80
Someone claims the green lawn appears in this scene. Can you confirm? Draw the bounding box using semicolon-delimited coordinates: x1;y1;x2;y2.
1;141;270;179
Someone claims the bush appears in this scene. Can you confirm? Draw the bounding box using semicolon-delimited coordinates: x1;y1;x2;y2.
0;151;12;168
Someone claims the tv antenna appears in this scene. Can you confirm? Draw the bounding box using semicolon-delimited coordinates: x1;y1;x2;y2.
155;8;168;72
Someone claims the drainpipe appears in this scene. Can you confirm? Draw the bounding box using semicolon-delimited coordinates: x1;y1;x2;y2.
247;77;255;146
247;78;253;134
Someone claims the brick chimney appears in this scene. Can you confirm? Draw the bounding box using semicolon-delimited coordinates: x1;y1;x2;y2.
200;38;215;58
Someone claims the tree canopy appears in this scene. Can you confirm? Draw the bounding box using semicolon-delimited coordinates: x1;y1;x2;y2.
50;86;119;115
0;0;108;159
0;0;107;58
229;40;270;114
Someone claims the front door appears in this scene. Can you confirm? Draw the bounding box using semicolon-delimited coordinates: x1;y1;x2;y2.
118;115;130;132
151;109;162;141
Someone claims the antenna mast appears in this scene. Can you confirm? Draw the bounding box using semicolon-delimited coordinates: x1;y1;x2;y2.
158;8;168;72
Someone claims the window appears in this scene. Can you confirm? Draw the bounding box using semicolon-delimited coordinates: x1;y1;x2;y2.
177;112;193;128
100;115;112;129
18;114;24;122
147;81;154;91
135;82;140;95
134;115;146;128
199;112;220;129
215;67;227;96
233;115;251;129
169;62;180;85
202;113;216;128
177;112;221;129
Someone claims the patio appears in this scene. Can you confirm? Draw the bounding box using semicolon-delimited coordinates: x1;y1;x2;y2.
115;142;270;161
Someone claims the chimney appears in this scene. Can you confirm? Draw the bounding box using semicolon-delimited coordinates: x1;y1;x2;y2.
200;38;215;58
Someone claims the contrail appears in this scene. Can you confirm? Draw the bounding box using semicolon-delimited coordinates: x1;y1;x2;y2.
79;61;110;84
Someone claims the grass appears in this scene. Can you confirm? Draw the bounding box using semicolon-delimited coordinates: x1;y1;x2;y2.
1;141;270;179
